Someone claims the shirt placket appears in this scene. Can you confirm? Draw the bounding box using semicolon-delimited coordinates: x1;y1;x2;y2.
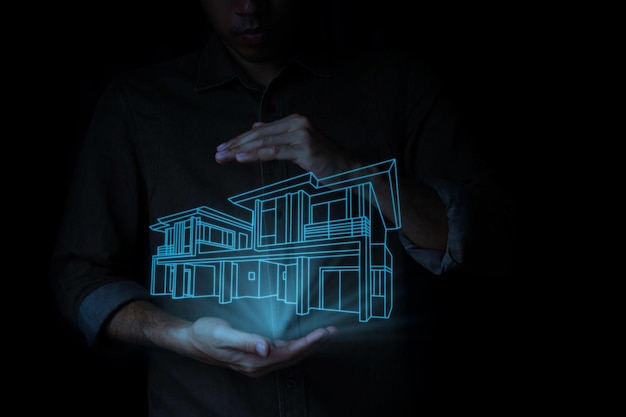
258;86;308;417
276;366;308;417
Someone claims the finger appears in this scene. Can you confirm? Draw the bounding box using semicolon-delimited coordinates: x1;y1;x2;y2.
275;327;335;355
215;150;237;164
218;114;306;153
236;327;337;376
216;131;288;163
270;327;336;349
234;143;302;163
216;121;287;152
214;325;271;357
232;130;295;156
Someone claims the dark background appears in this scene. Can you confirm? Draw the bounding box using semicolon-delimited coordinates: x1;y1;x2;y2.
36;1;553;414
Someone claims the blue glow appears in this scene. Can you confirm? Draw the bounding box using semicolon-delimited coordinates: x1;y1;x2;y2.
150;159;401;324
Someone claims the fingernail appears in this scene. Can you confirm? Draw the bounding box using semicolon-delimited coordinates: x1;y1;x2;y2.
216;143;228;151
256;342;267;356
215;150;228;158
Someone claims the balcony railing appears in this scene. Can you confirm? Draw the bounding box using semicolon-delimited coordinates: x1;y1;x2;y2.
304;217;371;240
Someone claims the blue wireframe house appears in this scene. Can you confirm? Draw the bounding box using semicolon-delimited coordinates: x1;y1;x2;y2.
150;159;401;322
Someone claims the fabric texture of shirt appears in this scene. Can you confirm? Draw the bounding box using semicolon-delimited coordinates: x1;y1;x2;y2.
51;34;513;416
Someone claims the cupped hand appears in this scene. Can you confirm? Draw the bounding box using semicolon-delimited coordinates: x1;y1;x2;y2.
215;113;358;179
184;317;337;377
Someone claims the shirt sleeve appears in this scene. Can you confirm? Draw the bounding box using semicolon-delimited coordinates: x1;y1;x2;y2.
395;53;515;276
50;78;152;348
397;178;469;275
78;281;150;346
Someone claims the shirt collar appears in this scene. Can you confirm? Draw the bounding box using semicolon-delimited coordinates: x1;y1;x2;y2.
194;35;331;92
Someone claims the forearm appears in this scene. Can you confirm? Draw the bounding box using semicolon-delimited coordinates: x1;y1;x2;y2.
356;163;448;251
104;300;193;356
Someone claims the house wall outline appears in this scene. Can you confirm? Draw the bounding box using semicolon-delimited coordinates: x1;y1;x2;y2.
150;159;401;322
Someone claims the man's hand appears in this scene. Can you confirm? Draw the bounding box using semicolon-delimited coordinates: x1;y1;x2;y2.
183;317;337;377
105;300;337;378
215;113;358;179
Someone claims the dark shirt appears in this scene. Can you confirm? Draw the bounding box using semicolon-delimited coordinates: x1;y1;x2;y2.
51;35;513;416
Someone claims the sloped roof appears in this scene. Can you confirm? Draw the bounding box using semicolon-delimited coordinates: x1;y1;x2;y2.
229;159;401;229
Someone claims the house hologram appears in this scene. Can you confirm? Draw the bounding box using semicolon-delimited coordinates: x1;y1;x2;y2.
149;159;401;322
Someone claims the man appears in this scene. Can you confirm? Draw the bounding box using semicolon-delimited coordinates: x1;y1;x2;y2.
51;0;514;415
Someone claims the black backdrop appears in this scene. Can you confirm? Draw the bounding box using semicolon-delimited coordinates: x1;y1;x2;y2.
39;1;543;414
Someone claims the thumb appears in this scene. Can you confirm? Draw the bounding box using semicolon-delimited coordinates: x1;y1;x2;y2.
224;327;270;357
253;339;270;357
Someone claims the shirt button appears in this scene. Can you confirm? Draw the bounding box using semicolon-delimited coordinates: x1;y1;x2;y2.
286;378;297;389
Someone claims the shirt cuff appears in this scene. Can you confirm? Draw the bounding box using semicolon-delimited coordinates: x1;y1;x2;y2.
78;281;151;347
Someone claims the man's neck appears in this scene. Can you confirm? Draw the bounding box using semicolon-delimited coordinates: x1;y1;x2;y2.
221;41;292;88
236;58;285;88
